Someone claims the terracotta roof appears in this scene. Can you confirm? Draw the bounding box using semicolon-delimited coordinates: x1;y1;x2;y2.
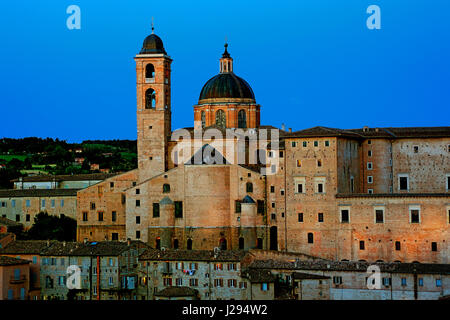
285;126;450;140
139;249;248;262
0;255;31;266
248;259;450;275
0;240;54;254
0;217;23;227
39;242;83;256
292;272;330;280
241;269;276;283
348;126;450;139
336;193;450;198
11;173;118;183
154;286;198;297
65;241;147;257
0;188;80;198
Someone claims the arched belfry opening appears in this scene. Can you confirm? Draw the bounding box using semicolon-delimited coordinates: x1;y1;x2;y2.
145;63;155;79
145;88;156;109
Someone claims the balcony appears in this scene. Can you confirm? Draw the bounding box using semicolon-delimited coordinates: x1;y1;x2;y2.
10;275;27;284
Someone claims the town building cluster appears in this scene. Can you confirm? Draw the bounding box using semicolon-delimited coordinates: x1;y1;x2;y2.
0;27;449;300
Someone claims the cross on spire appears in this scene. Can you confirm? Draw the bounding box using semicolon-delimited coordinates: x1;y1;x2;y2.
151;17;154;34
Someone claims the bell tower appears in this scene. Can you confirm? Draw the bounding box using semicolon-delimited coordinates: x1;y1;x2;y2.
135;25;172;182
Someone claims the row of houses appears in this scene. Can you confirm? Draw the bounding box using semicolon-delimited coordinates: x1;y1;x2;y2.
0;236;449;300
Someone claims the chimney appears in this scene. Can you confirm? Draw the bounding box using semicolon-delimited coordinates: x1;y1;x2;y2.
363;126;369;132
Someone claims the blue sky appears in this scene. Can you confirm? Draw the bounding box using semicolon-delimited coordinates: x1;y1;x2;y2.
0;0;449;142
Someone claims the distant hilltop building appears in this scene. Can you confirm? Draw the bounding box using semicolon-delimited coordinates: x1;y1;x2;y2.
71;28;449;264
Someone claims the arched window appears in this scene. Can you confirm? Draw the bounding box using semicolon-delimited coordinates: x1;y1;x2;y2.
155;237;161;250
173;239;179;249
239;237;244;250
215;109;226;128
145;88;156;109
187;238;193;250
238;110;247;128
163;184;170;193
219;238;227;250
145;64;155;79
201;111;206;128
246;182;253;193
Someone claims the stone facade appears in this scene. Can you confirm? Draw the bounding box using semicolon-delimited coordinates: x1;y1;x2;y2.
74;30;450;268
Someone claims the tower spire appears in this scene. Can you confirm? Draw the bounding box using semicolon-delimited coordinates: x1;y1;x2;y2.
219;41;233;73
151;17;154;34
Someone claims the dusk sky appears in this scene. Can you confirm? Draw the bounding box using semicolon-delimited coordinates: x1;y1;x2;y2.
0;0;449;142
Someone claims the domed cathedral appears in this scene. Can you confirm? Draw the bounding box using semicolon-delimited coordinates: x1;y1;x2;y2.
194;44;260;129
135;27;172;183
126;28;271;252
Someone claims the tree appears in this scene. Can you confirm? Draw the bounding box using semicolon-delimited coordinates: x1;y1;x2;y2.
24;212;77;241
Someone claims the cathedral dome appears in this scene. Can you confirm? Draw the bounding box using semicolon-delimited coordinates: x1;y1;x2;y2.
140;33;166;54
199;73;255;102
198;43;255;104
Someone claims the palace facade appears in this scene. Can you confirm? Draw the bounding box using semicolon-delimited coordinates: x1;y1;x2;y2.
76;29;450;265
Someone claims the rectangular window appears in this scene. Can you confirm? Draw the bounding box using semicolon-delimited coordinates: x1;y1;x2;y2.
413;145;419;153
291;141;296;147
318;213;323;222
270;186;275;193
41;199;46;208
367;162;372;170
298;213;303;222
235;200;242;213
90;202;96;210
399;175;409;191
341;209;350;223
189;279;198;287
136;200;140;207
418;278;423;287
228;279;237;288
317;183;323;193
431;242;437;252
136;216;140;224
359;240;365;250
401;278;407;286
261;283;269;291
82;212;88;222
307;233;314;244
296;160;301;167
110;182;114;188
383;278;392;286
436;279;442;287
375;209;384;223
26;199;30;207
333;276;342;285
136;231;140;239
295;181;305;194
410;207;420;224
11;200;16;207
112;211;117;222
16;214;20;222
314;141;318;147
163;278;172;286
136;188;140;195
26;214;30;222
368;189;374;194
175;201;183;218
176;278;183;286
257;200;265;214
395;241;401;251
325;141;330;147
368;150;372;157
303;141;307;147
271;213;276;221
60;199;64;207
98;211;104;222
153;203;160;217
51;199;55;208
446;175;450;191
367;176;373;184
